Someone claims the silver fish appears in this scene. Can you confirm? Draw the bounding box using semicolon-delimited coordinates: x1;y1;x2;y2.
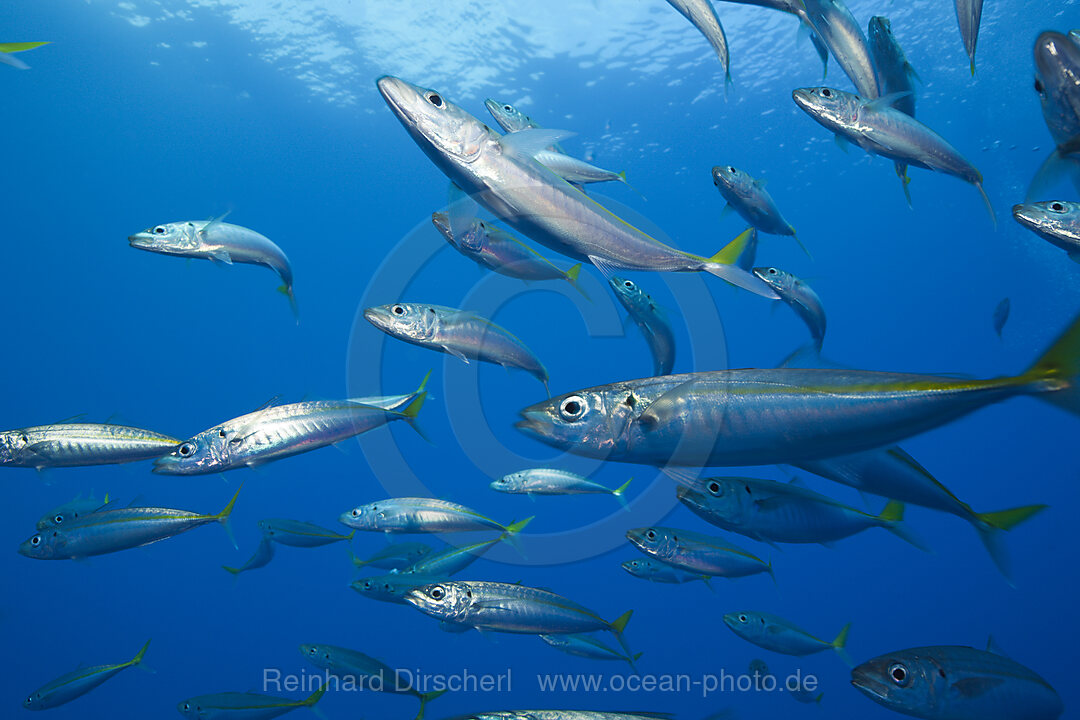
351;542;432;571
1013;201;1080;261
257;519;354;548
0;423;179;470
852;645;1062;720
19;488;239;560
37;492;111;530
868;16;918;202
178;685;326;720
801;0;880;99
364;303;548;391
1030;32;1080;198
340;497;533;537
610;276;676;376
792;86;993;221
954;0;984;75
711;166;796;237
534;149;631;187
432;212;584;292
153;377;427;475
350;573;449;606
484;98;540;133
714;0;828;77
23;640;150;711
752;266;825;351
626;526;773;580
540;634;641;672
493;468;632;508
128;217;297;320
403;537;502;576
376;77;776;298
724;611;850;662
222;536;275;576
666;0;731;84
620;557;710;585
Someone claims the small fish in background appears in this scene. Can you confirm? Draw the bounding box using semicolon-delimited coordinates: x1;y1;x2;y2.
493;468;633;508
365;302;549;393
36;492;111;530
621;557;712;586
223;535;275;576
531;145;635;189
1013;201;1080;261
665;0;732;86
609;276;676;376
431;212;586;295
993;298;1011;338
128;216;298;321
484;98;541;133
0;41;50;70
748;657;772;679
713;0;829;78
350;573;450;606
178;684;326;720
299;644;447;719
868;16;920;204
19;488;240;560
711;166;801;246
153;375;427;475
23;640;150;711
953;0;984;75
540;633;642;672
790;682;824;704
724;611;851;664
1029;31;1080;198
792;86;994;224
0;422;179;471
403;537;504;576
258;519;354;547
752;267;825;353
852;645;1062;720
340;497;533;538
801;0;880;99
351;541;432;571
626;526;774;581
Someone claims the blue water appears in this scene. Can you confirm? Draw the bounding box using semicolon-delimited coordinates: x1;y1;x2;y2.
4;1;1080;718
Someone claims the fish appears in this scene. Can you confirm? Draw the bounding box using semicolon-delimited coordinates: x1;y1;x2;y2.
540;634;642;672
351;542;432;571
792;447;1046;580
36;492;111;530
177;685;326;720
1013;201;1080;261
0;41;50;70
23;639;150;710
620;557;711;585
713;0;828;77
724;611;851;663
432;212;585;293
792;86;993;222
800;0;880;99
625;526;774;580
375;76;777;298
852;645;1063;720
993;298;1011;338
403;537;503;576
711;166;797;239
749;658;772;678
128;217;297;320
516;313;1080;466
1030;32;1080;198
405;581;634;653
752;266;825;352
867;16;918;202
223;536;275;576
791;684;824;703
20;488;240;560
340;497;533;537
954;0;984;75
257;519;354;547
665;0;731;85
533;149;632;187
484;98;541;133
451;714;674;720
153;375;427;475
493;468;632;508
350;573;450;606
610;276;676;376
674;473;925;548
0;422;179;470
364;303;549;392
299;644;447;720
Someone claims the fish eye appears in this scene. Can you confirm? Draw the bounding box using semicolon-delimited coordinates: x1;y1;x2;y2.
392;305;406;316
178;442;196;457
350;508;360;517
645;529;656;540
820;88;832;98
153;226;166;234
1034;77;1045;94
707;481;721;494
728;166;736;173
25;696;32;704
503;104;512;111
427;93;443;107
30;535;41;546
1050;202;1066;212
768;268;778;275
623;280;634;288
559;395;587;421
888;663;910;686
218;429;227;438
54;514;64;524
430;585;445;600
19;434;29;444
738;614;748;622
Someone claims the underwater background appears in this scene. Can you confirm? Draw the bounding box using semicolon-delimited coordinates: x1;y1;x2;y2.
4;0;1080;717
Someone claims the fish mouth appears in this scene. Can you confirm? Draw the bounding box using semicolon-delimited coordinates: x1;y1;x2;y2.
376;75;419;126
1034;31;1076;78
363;306;393;332
127;234;156;249
514;410;551;439
791;88;815;111
1011;204;1040;230
151;455;183;475
430;212;454;242
850;668;889;701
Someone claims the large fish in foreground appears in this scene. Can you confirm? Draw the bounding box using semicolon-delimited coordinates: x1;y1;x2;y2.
665;0;731;84
516;313;1080;466
0;422;179;470
23;640;150;710
800;0;880;99
1030;31;1080;198
1013;201;1080;261
852;645;1062;720
152;376;427;475
129;217;297;320
376;76;777;298
792;86;993;221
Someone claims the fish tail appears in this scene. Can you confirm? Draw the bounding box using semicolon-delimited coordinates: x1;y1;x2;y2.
701;575;714;593
791;230;813;260
975;182;996;228
610;609;634;656
302;682;327;707
1023;313;1080;417
970;57;976;77
400;371;431;441
627;651;644;675
222;564;243;575
612;477;632;511
877;501;932;552
500;516;534;556
129;639;152;669
617;170;646;200
415;689;449;720
704;231;779;299
216;484;242;550
277;284;300;325
972;504;1048;583
895;163;913;207
832;623;853;667
564;263;590;300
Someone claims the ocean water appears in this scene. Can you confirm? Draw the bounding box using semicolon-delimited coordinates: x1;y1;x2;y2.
4;1;1080;718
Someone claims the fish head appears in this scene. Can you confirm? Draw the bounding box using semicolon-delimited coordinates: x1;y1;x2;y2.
626;526;679;558
491;472;523;492
723;610;767;641
18;529;66;559
432;211;486;252
177;699;207;718
36;505;82;530
0;429;32;465
852;650;944;717
405;581;473;621
711;164;753;198
792;86;861;131
22;691;42;709
152;430;226;475
620;558;656;577
608;276;649;310
1034;31;1080;144
517;385;642;459
364;303;440;343
128;221;202;255
484;98;532;133
377;76;496;171
752;266;795;294
1013;200;1080;238
676;477;746;521
339;502;383;530
299;644;334;670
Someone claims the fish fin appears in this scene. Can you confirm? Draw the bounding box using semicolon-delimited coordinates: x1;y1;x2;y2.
563;263;590;299
447;182;480;241
440;344;470;363
397;375;430;441
862;91;912;112
701;575;714;592
500;516;534;556
877;501;931;551
276;284;300;324
0;52;31;70
985;635;1011;657
587;253;624;279
222;564;243;575
129;639;152;669
208;249;233;266
1026;146;1080;201
718;203;735;222
1024;312;1080;416
972;504;1047;583
660;466;702;488
832;624;853;667
0;41;50;53
617;170;646;200
500;129;577;160
415;689;449;720
216;485;242;549
302;682;328;707
733;227;758;272
610;609;635;657
705;233;780;298
833;134;851;153
613;477;633;511
790;230;813;259
975;183;996;228
951;676;1004;699
894;162;913;207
